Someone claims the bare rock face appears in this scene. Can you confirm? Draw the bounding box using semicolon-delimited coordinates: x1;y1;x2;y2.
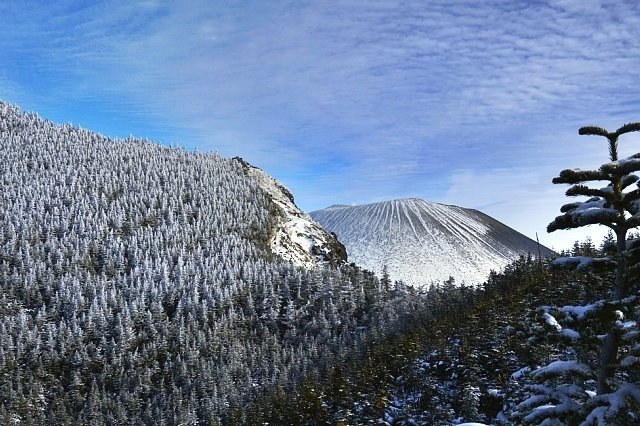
311;198;554;287
233;157;347;266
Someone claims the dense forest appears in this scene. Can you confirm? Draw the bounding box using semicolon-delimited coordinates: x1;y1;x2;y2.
1;101;639;425
0;102;425;424
244;245;622;424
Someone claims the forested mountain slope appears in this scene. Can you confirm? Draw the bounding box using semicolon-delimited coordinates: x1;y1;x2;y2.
0;101;412;424
248;243;638;425
311;199;554;286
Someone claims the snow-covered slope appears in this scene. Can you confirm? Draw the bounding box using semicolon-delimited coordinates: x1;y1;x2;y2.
310;198;554;286
233;157;346;266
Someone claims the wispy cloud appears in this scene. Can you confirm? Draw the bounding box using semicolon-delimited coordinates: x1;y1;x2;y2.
1;0;640;249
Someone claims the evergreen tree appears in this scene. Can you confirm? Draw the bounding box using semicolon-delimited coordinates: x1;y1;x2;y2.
0;101;411;423
513;122;640;424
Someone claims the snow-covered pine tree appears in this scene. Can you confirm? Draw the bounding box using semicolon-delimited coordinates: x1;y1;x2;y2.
511;123;640;424
0;101;408;423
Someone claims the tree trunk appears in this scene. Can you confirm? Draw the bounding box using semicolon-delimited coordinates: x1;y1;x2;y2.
597;228;627;394
614;227;627;300
597;329;619;394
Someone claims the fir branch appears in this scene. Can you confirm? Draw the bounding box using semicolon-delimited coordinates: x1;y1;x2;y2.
552;169;609;184
547;209;619;232
621;174;639;190
579;126;610;137
565;185;614;201
560;202;581;213
550;256;615;272
615;122;640;137
625;216;640;229
600;158;640;175
622;189;640;205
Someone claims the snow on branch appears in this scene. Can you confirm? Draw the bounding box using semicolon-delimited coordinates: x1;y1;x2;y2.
541;312;580;340
542;312;562;331
550;256;615;271
562;197;611;214
514;382;587;424
620;355;640;368
626;215;640;229
559;301;607;320
565;184;614;201
554;296;638;323
521;399;582;424
621;173;640;189
583;383;640;425
601;156;640;175
548;197;619;232
623;190;640;209
615;122;640;136
532;360;591;379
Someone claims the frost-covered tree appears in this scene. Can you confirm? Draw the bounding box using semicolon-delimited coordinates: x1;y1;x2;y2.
549;123;640;300
0;100;408;423
511;123;640;424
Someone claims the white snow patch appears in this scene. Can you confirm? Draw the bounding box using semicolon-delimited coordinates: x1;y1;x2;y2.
561;328;580;340
245;164;342;267
511;366;531;380
619;320;636;329
552;256;597;270
543;312;561;331
621;355;639;367
532;360;591;378
488;388;503;397
560;301;605;319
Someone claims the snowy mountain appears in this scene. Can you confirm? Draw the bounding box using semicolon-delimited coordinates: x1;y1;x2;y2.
0;100;399;423
233;157;346;266
310;198;554;286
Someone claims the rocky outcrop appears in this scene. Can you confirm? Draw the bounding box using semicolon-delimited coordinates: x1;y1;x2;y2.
233;157;347;267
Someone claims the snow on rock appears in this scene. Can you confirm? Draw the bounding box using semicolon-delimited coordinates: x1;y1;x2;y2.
233;158;346;267
311;198;554;286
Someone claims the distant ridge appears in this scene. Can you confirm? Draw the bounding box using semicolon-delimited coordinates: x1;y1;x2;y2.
311;198;554;286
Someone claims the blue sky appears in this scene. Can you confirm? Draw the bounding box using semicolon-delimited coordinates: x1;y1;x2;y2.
2;0;640;251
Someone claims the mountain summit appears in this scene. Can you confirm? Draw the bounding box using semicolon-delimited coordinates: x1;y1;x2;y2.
310;198;554;286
